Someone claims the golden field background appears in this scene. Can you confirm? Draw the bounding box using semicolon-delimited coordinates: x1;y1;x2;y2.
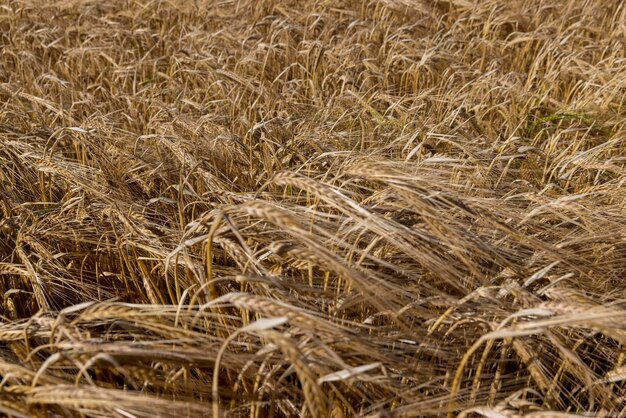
0;0;625;416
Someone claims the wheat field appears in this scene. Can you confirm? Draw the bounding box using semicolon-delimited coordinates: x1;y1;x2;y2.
0;0;625;416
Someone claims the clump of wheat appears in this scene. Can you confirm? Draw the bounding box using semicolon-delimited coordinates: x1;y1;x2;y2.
0;0;624;416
